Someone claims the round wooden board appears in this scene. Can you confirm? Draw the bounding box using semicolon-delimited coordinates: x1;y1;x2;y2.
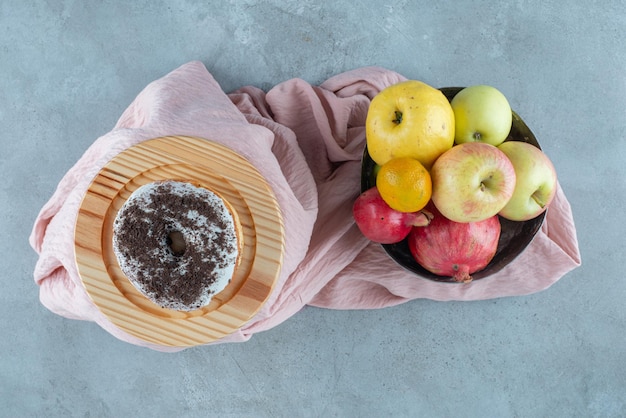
74;136;285;347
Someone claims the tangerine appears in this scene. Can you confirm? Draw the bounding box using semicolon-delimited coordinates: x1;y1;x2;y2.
376;157;432;213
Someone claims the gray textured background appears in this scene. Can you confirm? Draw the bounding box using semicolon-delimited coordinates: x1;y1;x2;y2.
2;1;624;417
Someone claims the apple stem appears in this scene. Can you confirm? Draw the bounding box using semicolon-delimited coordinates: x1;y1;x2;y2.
393;110;403;125
531;192;546;208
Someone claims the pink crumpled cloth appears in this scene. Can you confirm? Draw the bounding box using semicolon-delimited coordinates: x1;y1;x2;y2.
30;61;581;351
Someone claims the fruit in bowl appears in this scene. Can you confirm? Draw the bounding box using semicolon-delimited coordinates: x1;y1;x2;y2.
430;142;516;223
357;83;554;282
376;157;432;213
353;187;432;244
408;204;501;283
497;141;557;221
451;84;512;146
365;80;455;169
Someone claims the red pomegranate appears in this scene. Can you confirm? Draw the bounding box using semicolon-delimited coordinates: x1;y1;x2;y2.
407;205;501;282
353;187;432;244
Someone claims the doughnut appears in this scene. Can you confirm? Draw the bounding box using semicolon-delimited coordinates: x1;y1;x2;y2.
112;180;240;311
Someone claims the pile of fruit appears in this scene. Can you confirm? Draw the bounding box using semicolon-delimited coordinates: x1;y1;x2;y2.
353;81;558;282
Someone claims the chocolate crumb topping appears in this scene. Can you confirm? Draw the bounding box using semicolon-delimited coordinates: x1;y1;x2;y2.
112;181;238;311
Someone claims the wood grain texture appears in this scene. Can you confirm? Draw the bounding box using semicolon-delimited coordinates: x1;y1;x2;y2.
74;136;285;347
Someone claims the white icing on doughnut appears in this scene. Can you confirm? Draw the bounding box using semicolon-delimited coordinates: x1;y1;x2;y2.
112;181;238;311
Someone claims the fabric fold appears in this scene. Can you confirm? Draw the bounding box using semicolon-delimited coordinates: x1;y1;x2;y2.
29;61;581;351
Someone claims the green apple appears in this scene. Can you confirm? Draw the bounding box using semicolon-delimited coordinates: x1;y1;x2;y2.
431;142;516;223
497;141;557;221
451;85;512;146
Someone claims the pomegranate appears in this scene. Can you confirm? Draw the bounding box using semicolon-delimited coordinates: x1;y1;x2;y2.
353;187;432;244
407;205;501;282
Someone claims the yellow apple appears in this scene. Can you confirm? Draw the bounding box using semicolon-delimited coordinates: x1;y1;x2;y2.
451;85;512;146
366;80;455;169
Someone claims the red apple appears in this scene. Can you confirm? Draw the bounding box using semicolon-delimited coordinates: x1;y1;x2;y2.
353;187;432;244
431;142;516;223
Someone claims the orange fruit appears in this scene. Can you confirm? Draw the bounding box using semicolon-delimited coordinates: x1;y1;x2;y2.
376;157;432;213
366;80;455;169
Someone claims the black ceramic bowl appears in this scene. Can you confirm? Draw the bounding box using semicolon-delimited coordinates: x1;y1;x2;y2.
360;87;545;282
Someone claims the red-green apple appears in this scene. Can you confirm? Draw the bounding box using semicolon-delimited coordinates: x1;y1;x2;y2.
497;141;557;221
451;85;512;146
431;142;516;223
